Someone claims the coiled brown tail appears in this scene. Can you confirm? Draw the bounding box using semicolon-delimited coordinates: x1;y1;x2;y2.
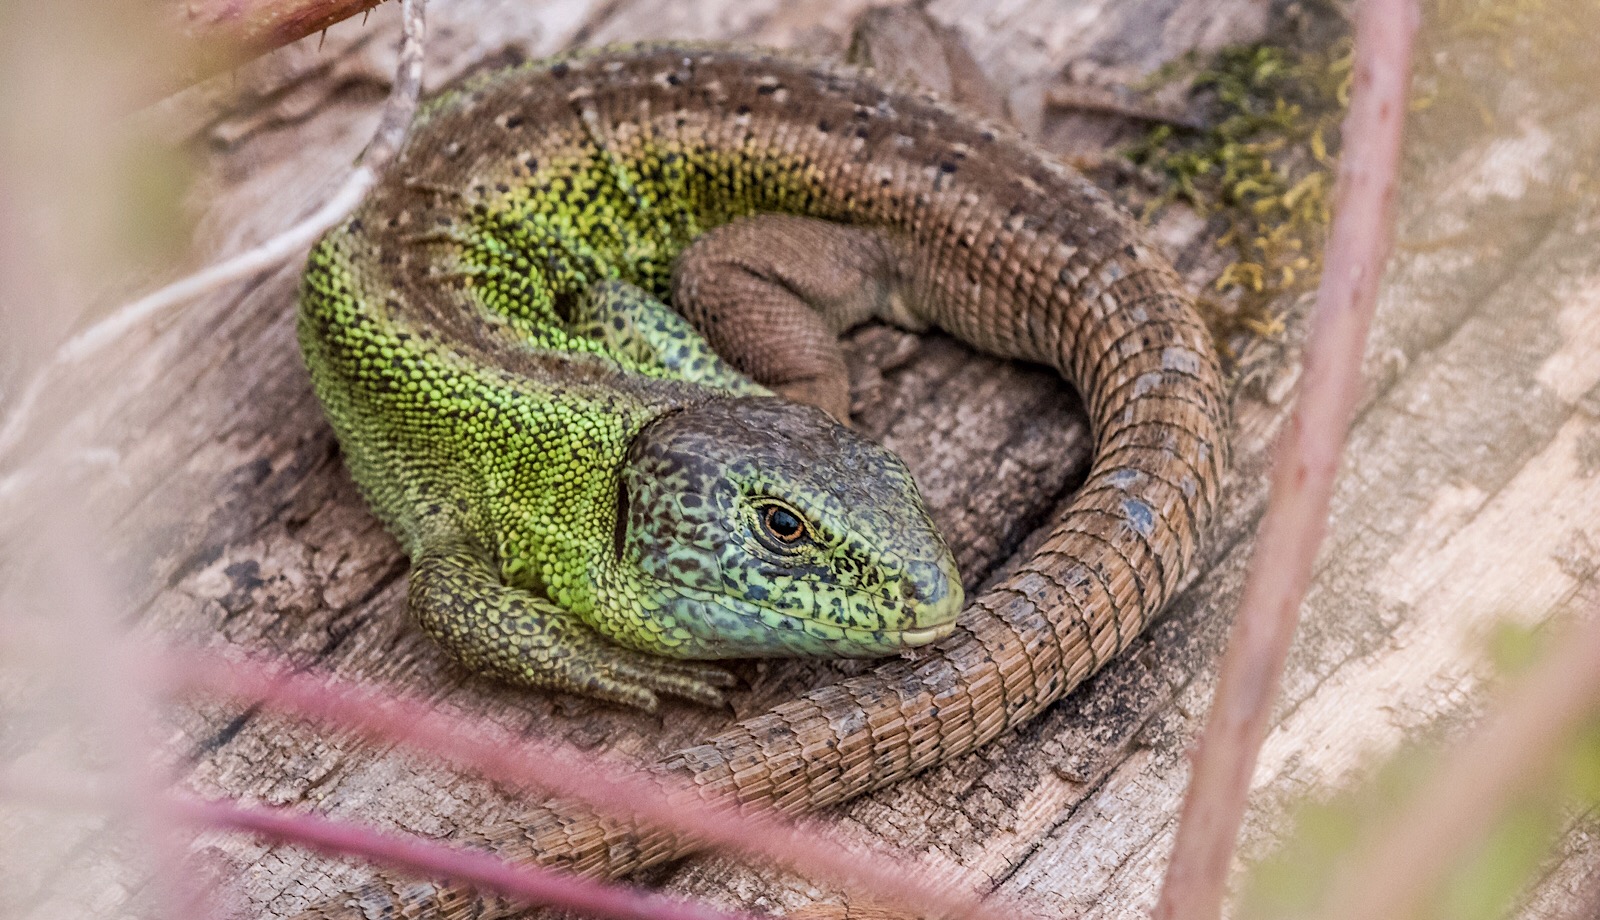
298;44;1226;919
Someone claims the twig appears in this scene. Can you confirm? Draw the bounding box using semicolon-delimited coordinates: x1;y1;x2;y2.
160;649;1017;920
173;796;763;920
1150;2;1420;919
1045;83;1204;130
0;0;425;469
1307;611;1600;920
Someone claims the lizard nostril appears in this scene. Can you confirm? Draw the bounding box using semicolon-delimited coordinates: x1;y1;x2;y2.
900;562;937;602
900;560;950;609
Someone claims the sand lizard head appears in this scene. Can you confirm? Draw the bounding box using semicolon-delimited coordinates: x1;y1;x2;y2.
598;396;963;658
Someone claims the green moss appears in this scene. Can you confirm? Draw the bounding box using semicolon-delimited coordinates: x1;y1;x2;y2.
1124;32;1352;369
1125;0;1598;374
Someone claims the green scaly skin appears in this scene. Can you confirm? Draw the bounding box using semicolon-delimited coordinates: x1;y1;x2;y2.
298;52;964;710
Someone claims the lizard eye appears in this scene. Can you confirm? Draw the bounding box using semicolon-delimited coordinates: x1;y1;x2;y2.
757;502;811;548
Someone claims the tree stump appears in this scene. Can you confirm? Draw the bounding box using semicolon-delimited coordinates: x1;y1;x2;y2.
3;0;1598;918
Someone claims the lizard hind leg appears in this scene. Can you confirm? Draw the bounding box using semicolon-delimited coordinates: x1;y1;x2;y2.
407;534;736;711
671;216;909;425
572;278;768;396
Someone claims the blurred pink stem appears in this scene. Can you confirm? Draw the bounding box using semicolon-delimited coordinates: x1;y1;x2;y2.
1150;1;1419;919
172;795;760;920
160;651;1015;920
0;772;757;920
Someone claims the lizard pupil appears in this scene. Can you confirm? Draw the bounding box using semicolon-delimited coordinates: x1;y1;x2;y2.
763;506;806;543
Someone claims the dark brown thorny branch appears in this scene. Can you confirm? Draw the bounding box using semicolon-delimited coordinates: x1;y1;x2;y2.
173;0;390;82
1151;1;1420;918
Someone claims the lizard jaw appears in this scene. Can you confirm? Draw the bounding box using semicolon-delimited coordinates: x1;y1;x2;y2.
896;620;959;645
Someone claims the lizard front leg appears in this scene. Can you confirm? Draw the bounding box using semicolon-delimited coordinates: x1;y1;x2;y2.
570;278;771;397
408;535;736;711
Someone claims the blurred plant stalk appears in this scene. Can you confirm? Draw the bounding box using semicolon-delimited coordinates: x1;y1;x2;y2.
1152;0;1420;916
0;1;208;917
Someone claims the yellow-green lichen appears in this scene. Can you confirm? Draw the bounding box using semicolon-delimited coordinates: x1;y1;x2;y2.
1125;32;1353;371
1126;0;1600;377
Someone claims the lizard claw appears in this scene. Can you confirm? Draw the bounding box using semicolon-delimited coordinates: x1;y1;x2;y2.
595;650;737;710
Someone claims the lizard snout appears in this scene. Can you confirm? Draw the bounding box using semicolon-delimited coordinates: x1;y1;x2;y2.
898;556;964;642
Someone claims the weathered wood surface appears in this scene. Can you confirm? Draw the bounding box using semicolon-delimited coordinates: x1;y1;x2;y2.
2;0;1599;918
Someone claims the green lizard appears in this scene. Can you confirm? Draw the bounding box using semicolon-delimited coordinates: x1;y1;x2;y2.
300;49;976;711
294;35;1227;919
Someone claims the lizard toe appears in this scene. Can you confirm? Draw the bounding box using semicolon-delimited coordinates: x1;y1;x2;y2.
603;652;733;708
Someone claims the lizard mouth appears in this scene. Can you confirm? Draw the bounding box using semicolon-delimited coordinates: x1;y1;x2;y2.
653;588;963;659
812;614;959;656
737;615;960;658
895;621;958;645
